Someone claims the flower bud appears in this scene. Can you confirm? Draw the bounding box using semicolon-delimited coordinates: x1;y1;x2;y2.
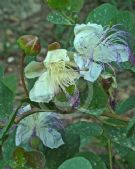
17;35;41;56
48;42;61;51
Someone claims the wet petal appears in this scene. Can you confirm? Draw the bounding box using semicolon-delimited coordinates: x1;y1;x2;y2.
29;72;59;103
25;61;46;79
44;49;69;64
80;62;102;82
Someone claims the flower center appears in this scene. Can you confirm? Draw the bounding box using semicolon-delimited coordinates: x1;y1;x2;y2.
46;61;79;94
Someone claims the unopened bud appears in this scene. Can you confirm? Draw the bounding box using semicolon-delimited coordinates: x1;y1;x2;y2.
48;42;61;51
17;35;41;56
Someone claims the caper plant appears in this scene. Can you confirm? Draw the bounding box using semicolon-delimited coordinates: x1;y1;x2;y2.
0;1;135;169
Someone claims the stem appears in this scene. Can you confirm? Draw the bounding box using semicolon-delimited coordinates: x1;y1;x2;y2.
103;112;129;122
14;110;56;123
20;52;29;97
60;11;75;24
98;117;125;128
108;139;113;169
0;104;22;145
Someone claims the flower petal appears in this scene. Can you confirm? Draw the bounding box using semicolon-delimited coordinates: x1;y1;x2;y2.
44;49;69;64
74;22;103;35
74;30;99;55
94;44;129;63
80;62;102;82
15;116;34;146
35;112;64;149
37;128;64;149
74;54;87;69
110;44;129;62
25;61;46;79
29;72;59;102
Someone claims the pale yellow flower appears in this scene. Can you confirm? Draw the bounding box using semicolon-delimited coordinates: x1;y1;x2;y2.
25;49;79;102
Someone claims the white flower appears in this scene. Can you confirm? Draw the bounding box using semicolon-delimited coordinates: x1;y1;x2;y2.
15;112;64;149
25;49;79;103
74;22;131;82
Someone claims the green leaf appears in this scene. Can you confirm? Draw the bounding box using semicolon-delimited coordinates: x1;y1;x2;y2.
113;10;135;36
67;0;84;12
86;3;118;26
2;130;16;160
2;74;17;93
104;125;135;151
0;73;17;119
76;152;107;169
86;3;135;36
114;143;130;157
45;131;80;169
0;64;4;78
78;82;108;116
66;121;103;147
47;11;72;25
125;151;135;169
115;96;135;114
58;157;92;169
126;117;135;137
120;62;135;73
88;82;108;116
0;82;14;119
77;81;93;112
45;0;68;10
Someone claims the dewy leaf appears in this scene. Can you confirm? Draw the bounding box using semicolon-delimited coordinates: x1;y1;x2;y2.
66;121;103;147
126;117;135;136
104;125;135;151
76;152;107;169
115;96;135;114
47;11;72;25
58;157;92;169
86;3;118;26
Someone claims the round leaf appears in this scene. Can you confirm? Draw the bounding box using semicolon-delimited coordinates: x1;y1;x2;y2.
58;157;92;169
